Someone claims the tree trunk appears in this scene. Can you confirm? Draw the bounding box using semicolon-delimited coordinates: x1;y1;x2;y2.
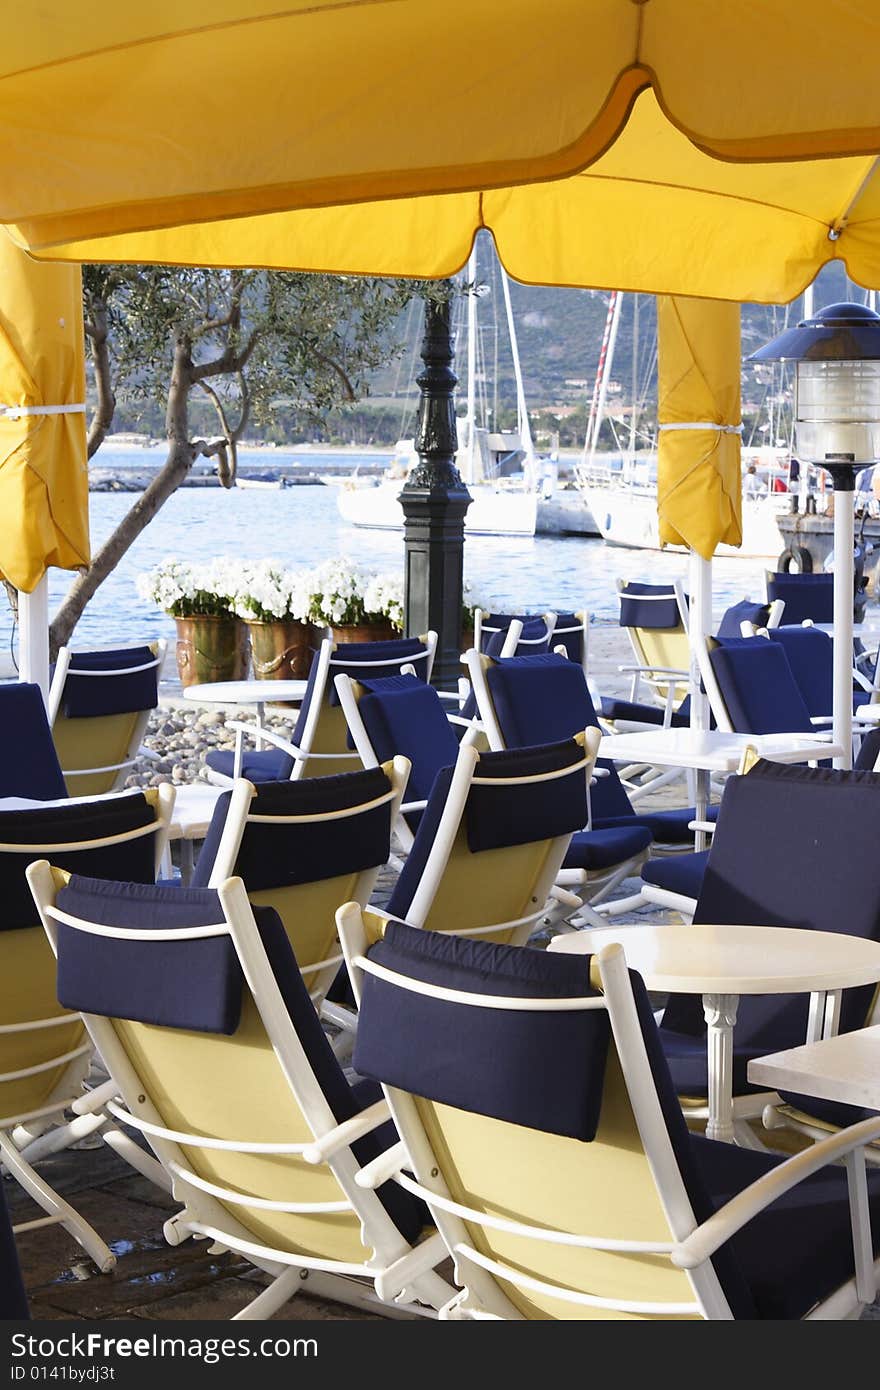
50;339;195;654
85;301;116;460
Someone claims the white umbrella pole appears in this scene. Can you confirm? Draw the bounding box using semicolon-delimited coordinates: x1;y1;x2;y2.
18;574;50;705
688;549;712;732
832;488;854;769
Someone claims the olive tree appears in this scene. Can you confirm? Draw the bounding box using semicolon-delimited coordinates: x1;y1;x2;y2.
51;265;419;650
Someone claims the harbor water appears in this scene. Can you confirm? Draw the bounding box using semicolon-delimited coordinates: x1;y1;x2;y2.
3;445;777;662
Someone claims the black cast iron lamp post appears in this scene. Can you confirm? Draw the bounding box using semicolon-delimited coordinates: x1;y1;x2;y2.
750;303;880;769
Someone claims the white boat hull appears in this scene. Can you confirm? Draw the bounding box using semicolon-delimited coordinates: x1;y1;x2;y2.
337;480;538;537
583;485;787;559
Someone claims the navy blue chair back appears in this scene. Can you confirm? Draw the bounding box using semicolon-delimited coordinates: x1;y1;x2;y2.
766;572;834;625
355;675;459;806
57;646;159;718
708;638;814;733
663;760;880;1051
0;683;66;800
715;600;772;640
766;626;833;718
618;582;685;631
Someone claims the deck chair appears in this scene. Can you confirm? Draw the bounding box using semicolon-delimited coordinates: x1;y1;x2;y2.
714;597;785;639
0;683;67;800
695;632;835;741
466;649;716;867
1;787;174;1274
338;732;600;960
204;632;437;787
344;916;880;1320
27;868;454;1320
334;672;481;856
189;762;407;1013
654;759;880;1144
597;580;691;731
48;641;166;796
765;570;835;625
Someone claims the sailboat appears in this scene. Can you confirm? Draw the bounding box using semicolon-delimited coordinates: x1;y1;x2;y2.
336;249;541;537
575;293;791;559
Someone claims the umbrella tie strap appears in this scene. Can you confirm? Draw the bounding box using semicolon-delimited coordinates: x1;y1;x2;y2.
0;403;86;419
657;421;742;433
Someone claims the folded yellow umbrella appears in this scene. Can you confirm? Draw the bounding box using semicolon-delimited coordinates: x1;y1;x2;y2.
0;239;88;592
656;296;742;560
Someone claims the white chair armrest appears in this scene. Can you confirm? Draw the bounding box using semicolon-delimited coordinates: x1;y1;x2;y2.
225;720;305;759
671;1114;880;1269
618;664;689;679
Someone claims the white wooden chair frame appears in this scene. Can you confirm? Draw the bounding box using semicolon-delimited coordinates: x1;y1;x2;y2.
334;675;481;858
208;632;437;788
203;760;409;1011
342;921;880;1321
27;865;454;1321
48;640;167;791
1;784;175;1274
464;648;650;910
472;609;557;656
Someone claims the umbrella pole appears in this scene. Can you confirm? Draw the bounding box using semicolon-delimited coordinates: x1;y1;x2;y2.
688;549;712;849
18;575;50;704
830;477;854;769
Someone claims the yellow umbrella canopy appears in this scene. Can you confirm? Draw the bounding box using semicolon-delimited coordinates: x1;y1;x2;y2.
22;88;880;305
656;296;742;560
3;1;880;255
0;238;88;592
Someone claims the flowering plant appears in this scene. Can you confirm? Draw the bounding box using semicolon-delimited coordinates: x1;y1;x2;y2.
234;560;312;624
136;558;243;619
306;558;403;630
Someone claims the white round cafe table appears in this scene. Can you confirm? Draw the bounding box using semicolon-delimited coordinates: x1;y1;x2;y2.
182;679;307;707
549;923;880;1144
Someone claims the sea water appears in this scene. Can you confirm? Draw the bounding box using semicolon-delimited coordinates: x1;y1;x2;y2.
2;446;772;661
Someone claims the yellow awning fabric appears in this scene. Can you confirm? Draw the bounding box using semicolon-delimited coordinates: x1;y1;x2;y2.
656;296;741;560
3;2;880;254
0;239;88;592
21;89;880;306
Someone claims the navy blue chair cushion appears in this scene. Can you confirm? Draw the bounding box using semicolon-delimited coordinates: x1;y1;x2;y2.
709;638;814;733
618;583;684;631
0;1181;27;1318
562;824;652;871
0;683;67;799
598;695;691;729
775;1090;877;1129
465;740;589;852
55;878;243;1033
661;760;880;1089
192;765;392;889
0;792;158;931
356;675;459;805
53;877;423;1241
354;921;611;1141
204;746;295;783
594;803;718;846
715;601;771;640
855;726;880;770
60;646;159;718
549;612;585;665
487;652;593;747
766;572;835;625
641;849;710;899
767;627;833;717
328;638;429;703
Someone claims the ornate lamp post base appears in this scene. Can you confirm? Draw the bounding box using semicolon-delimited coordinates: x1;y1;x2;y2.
400;293;471;691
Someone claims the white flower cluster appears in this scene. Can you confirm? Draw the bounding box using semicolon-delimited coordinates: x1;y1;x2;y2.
362;571;404;631
138;555;406;630
233;560;312;624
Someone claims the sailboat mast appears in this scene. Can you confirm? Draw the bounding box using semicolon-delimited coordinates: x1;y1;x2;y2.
499;262;536;468
628;294;639;458
585;291;622;466
463;245;478;486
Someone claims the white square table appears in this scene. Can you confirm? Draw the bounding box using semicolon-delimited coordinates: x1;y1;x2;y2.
549;923;880;1145
598;729;844;850
748;1023;880;1113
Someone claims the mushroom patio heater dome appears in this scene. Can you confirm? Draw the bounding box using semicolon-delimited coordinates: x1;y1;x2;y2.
750;302;880;768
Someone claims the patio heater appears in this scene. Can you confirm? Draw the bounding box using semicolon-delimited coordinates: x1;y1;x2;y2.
750;303;880;769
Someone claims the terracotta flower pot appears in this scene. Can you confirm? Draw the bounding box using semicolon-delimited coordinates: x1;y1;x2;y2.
247;619;314;680
330;621;398;645
174;615;250;689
